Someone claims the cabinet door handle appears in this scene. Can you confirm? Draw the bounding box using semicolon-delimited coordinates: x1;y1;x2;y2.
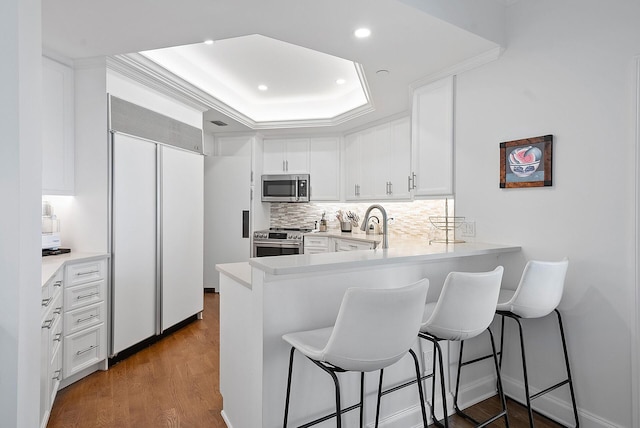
52;370;62;381
282;160;286;171
53;333;62;342
76;314;98;324
389;181;393;195
42;298;52;307
76;344;98;356
75;269;99;277
54;307;62;315
286;160;289;171
53;280;63;287
76;291;99;300
408;172;417;190
42;319;54;329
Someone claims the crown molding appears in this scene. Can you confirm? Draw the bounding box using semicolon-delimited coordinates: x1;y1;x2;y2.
109;53;375;130
410;46;504;90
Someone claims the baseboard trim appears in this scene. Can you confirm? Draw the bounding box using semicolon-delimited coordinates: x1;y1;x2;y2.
220;410;232;428
459;373;620;428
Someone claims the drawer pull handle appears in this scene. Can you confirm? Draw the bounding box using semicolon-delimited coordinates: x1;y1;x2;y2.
76;292;99;300
52;370;62;381
54;307;62;315
53;280;63;287
53;333;62;342
76;344;98;356
77;314;98;324
42;298;52;307
76;270;99;277
42;319;54;329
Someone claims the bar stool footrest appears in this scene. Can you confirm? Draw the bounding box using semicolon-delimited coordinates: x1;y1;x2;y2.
298;402;362;428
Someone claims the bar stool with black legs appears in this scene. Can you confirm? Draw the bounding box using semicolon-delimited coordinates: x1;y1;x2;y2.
496;258;579;427
419;266;510;428
282;278;430;428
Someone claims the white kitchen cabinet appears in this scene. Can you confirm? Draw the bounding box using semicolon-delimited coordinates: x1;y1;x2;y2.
303;235;330;254
344;128;382;200
42;56;74;195
386;117;412;199
40;268;63;428
62;257;107;379
263;138;309;173
344;117;411;201
333;237;375;252
411;76;454;197
308;137;340;201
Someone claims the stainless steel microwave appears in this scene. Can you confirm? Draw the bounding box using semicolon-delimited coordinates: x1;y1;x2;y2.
261;174;310;202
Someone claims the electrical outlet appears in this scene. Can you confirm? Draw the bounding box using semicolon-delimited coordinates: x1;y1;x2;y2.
422;350;433;373
461;221;476;237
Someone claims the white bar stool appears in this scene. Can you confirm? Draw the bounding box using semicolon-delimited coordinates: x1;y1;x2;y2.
496;259;579;427
419;266;509;428
282;279;430;428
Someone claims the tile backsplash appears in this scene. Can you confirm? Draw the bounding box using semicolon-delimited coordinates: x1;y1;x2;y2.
270;199;458;242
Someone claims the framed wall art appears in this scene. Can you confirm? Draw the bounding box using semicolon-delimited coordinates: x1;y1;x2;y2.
499;134;553;188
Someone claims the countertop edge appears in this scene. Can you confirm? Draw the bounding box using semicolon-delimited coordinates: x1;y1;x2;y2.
249;243;521;276
216;262;252;289
304;230;382;245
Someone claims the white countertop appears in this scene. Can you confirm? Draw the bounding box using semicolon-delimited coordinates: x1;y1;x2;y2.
216;262;252;288
249;241;521;276
305;229;382;245
42;252;108;286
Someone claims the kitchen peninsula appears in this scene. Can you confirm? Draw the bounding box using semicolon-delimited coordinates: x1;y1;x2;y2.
217;242;521;428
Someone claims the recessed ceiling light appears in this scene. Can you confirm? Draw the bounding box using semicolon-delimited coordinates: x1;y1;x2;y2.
203;39;214;45
354;28;371;38
258;84;268;91
336;78;346;85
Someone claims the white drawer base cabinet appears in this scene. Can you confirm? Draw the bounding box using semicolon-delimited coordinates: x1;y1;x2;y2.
39;254;108;428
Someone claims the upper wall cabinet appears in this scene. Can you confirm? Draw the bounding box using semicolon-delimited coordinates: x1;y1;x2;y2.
308;137;340;201
344;117;411;201
411;76;454;197
42;57;75;195
263;138;309;174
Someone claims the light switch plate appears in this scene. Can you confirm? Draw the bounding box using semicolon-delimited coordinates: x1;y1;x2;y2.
461;221;476;237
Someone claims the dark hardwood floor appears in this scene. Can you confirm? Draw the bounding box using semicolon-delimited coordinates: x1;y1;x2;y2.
48;293;561;428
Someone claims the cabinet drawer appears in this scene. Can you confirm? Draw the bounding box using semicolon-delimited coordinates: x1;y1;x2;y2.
64;301;105;335
50;314;63;362
304;247;330;254
64;323;106;377
304;236;329;248
335;239;374;252
64;279;105;311
66;259;106;287
42;291;63;330
42;269;64;314
49;343;62;405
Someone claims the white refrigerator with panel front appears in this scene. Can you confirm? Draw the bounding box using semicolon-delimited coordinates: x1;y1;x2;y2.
111;133;203;355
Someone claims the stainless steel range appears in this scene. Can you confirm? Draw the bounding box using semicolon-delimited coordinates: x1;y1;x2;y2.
252;227;312;257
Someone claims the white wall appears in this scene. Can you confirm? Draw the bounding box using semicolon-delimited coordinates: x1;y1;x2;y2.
0;0;42;426
455;1;640;426
70;60;108;252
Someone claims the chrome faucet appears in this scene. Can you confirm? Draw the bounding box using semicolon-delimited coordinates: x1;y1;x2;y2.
360;204;389;249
